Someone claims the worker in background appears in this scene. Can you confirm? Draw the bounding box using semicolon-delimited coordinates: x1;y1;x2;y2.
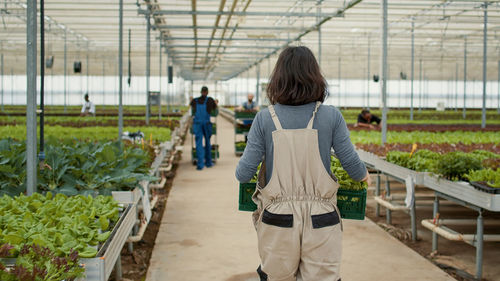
236;46;370;280
237;93;259;112
190;86;217;170
80;93;95;117
355;108;381;130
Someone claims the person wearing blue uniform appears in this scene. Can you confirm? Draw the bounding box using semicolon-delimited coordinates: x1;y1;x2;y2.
190;86;217;170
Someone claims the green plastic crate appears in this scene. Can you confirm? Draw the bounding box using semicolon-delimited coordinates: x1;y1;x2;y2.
235;111;257;119
337;189;367;220
238;184;367;221
239;183;257;211
235;142;246;154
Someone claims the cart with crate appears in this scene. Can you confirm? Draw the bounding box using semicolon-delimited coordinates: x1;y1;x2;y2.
234;110;257;156
191;108;219;165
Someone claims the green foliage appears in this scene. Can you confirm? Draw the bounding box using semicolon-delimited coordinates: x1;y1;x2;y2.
235;141;246;151
465;169;500;188
250;163;262;183
0;193;119;259
386;151;410;168
386;149;439;172
0;125;171;143
331;158;367;191
435;151;483;181
0;139;27;196
0;139;156;196
0;243;84;281
386;149;489;181
350;131;500;145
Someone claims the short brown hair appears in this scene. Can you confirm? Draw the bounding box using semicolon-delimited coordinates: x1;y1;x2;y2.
267;46;327;105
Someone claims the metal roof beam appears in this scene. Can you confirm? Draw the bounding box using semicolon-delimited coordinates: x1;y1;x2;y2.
159;36;289;42
223;0;363;80
140;9;339;17
156;25;305;31
166;44;279;49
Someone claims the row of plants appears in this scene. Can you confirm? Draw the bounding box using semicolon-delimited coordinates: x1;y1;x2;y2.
1;118;180;130
0;125;171;143
386;149;499;188
1;105;188;115
0;138;156;197
350;130;500;145
0;193;122;280
356;143;500;157
339;109;500;120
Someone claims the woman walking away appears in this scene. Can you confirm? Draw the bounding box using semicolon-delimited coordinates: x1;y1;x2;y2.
235;46;370;281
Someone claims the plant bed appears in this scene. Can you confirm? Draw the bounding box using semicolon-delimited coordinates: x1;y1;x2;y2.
470;181;500;194
107;150;181;281
0;193;135;281
356;143;500;157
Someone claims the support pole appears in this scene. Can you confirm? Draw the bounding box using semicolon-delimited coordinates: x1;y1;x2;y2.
367;35;371;109
167;56;171;113
1;54;3;111
476;211;484;279
317;3;322;67
118;0;124;140
146;9;151;125
410;20;414;120
375;171;380;217
419;58;422;111
26;0;37;195
498;60;500;113
102;60;105;104
256;64;260;105
432;196;439;252
455;63;458;112
39;0;45;165
481;3;488;129
463;36;467;119
246;70;249;94
159;41;162;120
64;29;67;113
86;43;89;93
338;56;341;107
380;0;388;145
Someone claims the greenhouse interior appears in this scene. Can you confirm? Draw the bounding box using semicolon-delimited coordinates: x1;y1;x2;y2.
1;0;500;280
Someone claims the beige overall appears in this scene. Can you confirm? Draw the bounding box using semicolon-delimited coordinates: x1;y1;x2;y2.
252;102;342;281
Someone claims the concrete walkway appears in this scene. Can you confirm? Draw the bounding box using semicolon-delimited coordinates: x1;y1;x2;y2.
146;116;454;281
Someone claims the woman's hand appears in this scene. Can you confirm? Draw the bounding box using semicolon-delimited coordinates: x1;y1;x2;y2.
361;171;372;187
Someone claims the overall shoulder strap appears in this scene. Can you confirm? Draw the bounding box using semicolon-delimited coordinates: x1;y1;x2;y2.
306;102;321;129
268;105;283;130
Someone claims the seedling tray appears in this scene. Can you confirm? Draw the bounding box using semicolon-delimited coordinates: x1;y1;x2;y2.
470;181;500;194
80;203;136;280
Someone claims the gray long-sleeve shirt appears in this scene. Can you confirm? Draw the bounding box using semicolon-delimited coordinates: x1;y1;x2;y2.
235;102;366;184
